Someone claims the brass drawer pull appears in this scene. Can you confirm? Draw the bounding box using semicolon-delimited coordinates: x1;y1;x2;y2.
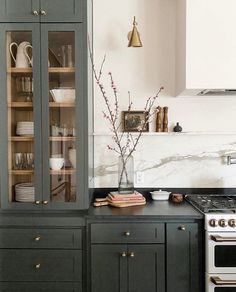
40;10;46;16
35;263;41;269
34;236;41;242
124;231;130;236
35;201;41;205
121;251;127;257
211;276;236;285
129;252;135;258
32;10;39;16
179;226;186;231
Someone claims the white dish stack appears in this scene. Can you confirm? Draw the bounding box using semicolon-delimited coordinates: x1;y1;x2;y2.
15;183;35;202
16;122;34;136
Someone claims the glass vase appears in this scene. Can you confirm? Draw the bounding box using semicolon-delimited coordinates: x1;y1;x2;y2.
118;155;134;194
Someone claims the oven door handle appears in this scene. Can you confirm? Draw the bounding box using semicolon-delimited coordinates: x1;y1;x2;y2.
211;235;236;242
211;276;236;285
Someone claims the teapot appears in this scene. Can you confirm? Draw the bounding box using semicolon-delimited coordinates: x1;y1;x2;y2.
9;41;33;68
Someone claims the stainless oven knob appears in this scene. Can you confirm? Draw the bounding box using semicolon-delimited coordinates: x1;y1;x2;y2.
229;219;236;227
209;219;218;227
219;219;228;227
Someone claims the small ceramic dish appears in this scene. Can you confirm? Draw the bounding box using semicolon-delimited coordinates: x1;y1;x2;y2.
150;190;171;201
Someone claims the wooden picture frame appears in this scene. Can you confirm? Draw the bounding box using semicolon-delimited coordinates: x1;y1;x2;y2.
123;111;149;132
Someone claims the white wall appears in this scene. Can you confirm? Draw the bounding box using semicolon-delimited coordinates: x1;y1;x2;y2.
93;0;236;188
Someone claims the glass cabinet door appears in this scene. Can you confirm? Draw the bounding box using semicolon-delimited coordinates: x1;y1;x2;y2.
0;24;42;209
41;24;84;209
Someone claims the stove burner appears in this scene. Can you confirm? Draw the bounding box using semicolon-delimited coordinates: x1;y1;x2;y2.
186;195;236;213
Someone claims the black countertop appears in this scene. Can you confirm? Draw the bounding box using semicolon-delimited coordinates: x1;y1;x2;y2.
87;200;203;220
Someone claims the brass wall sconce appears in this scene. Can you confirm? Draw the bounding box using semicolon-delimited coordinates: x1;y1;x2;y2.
128;16;143;47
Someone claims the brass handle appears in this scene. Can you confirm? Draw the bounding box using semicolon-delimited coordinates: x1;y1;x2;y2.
211;235;236;242
211;276;236;285
129;252;135;258
35;264;41;269
32;10;39;16
124;231;130;236
121;252;127;257
34;236;41;242
179;226;186;231
43;201;48;205
35;201;41;205
40;10;46;15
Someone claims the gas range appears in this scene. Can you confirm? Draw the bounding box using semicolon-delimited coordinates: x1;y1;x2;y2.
186;194;236;291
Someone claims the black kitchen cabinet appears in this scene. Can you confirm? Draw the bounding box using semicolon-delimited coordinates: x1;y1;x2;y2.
91;244;165;292
0;0;84;22
166;222;201;292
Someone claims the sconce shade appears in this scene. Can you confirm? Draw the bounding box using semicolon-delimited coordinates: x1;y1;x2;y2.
128;16;143;47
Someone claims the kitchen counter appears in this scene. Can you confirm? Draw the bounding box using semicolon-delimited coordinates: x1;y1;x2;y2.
87;200;203;220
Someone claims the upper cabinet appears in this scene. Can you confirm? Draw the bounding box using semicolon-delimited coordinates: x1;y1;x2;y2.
176;0;236;96
0;0;84;22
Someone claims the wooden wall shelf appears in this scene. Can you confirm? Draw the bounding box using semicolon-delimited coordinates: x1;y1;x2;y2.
49;67;75;73
49;102;75;108
50;169;76;175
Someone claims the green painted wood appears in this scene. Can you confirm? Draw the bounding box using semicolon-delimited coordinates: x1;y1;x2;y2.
0;282;82;292
40;23;85;210
0;23;43;211
166;223;200;292
40;0;83;22
0;0;40;22
91;223;165;243
128;244;165;292
91;244;127;292
0;250;82;281
0;228;82;249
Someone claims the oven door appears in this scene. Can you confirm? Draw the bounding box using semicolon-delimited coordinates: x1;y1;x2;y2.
207;232;236;273
206;273;236;292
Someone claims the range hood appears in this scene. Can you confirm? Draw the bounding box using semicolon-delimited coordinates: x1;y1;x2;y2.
176;0;236;96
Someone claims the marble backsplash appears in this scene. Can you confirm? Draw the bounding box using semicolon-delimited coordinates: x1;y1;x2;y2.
94;134;236;188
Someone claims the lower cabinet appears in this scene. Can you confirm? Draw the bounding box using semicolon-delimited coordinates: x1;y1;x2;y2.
91;244;165;292
0;282;82;292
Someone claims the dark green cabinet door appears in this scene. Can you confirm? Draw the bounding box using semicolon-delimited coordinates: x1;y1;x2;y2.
40;0;84;22
91;245;127;292
0;282;82;292
128;245;165;292
0;0;40;22
166;223;200;292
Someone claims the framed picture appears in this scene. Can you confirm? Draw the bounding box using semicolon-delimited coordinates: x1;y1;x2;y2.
123;111;149;132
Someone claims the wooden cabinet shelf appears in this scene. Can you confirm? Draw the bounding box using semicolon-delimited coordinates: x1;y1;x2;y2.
10;136;34;142
49;102;75;108
8;68;32;74
49;136;76;142
50;168;76;175
8;102;33;108
49;67;75;73
10;170;34;175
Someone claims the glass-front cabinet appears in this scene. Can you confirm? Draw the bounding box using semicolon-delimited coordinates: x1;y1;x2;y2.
0;23;85;210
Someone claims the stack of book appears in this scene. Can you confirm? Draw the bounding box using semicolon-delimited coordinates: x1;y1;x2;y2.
107;191;146;208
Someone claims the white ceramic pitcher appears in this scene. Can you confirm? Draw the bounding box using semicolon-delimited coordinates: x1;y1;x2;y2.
9;41;32;68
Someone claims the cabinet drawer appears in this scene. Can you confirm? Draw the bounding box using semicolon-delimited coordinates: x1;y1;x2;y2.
0;282;82;292
91;223;165;243
0;228;82;249
0;250;82;282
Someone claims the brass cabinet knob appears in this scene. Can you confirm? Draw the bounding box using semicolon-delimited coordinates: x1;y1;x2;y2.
32;10;39;16
179;226;186;231
121;251;127;257
40;10;46;15
219;219;228;228
35;201;41;205
124;231;130;236
229;219;236;227
34;236;41;242
129;252;135;258
43;201;48;205
35;264;41;269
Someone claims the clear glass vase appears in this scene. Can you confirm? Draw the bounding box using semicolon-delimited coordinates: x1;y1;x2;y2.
118;155;134;194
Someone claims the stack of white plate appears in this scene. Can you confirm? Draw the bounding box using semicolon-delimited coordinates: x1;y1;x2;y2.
16;122;34;136
15;183;35;202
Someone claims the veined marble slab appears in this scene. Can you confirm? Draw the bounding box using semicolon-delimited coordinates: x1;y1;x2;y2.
94;134;236;188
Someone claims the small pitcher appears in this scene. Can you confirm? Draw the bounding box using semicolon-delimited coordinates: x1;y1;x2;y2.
9;41;31;68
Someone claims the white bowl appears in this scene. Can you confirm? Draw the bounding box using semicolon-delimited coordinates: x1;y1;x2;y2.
69;148;76;169
50;88;75;103
150;190;171;201
49;158;64;170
